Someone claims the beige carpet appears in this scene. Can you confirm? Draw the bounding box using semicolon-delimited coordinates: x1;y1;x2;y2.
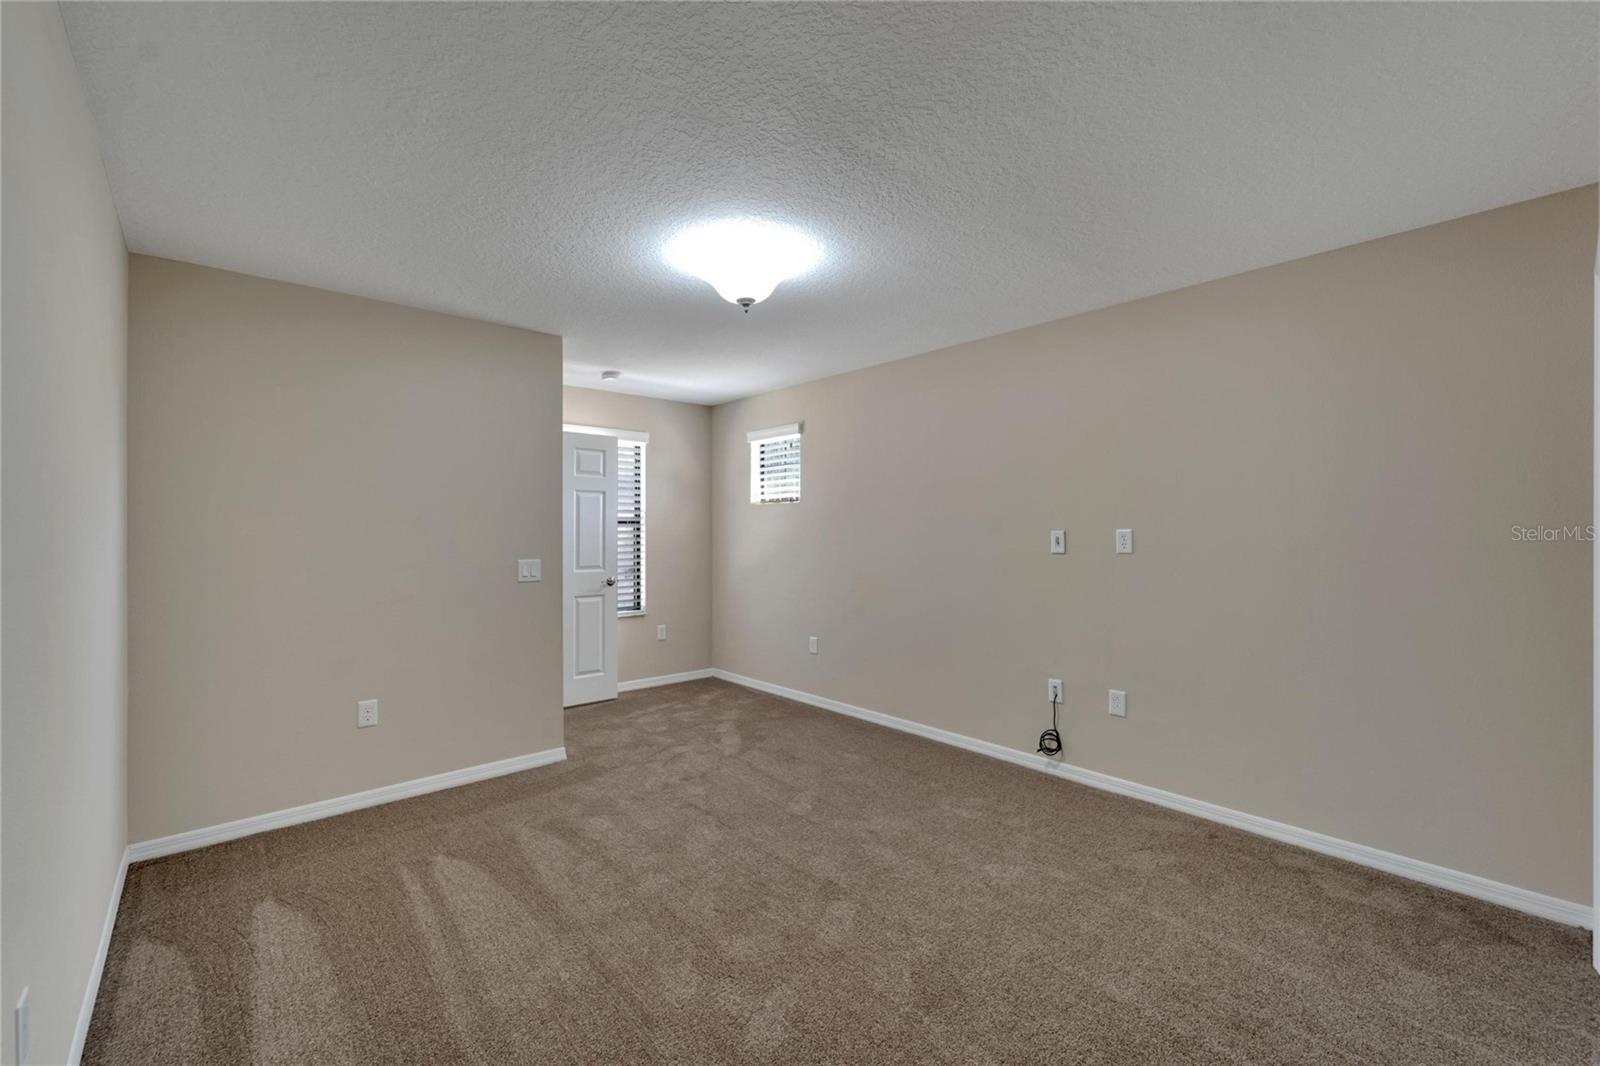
85;679;1595;1064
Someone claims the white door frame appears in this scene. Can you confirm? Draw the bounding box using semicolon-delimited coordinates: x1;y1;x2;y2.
563;431;618;706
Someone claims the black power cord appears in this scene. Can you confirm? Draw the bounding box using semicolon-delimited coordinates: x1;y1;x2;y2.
1038;694;1063;756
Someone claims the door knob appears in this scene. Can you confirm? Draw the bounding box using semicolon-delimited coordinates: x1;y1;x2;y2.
604;576;616;587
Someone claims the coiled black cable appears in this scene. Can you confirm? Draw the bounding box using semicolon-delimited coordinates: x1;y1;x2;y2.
1038;694;1062;756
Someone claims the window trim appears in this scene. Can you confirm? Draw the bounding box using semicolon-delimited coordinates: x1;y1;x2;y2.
746;422;801;443
564;423;649;443
748;422;802;504
563;423;648;616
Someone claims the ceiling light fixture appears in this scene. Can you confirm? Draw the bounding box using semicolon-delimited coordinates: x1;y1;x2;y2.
663;219;822;312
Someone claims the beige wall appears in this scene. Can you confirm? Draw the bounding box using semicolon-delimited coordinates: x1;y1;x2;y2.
563;387;712;682
1;5;130;1063
128;257;564;842
712;186;1597;905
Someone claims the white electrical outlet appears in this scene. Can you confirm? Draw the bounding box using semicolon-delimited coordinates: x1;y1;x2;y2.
1047;678;1063;704
1049;529;1066;554
517;559;541;582
657;624;667;641
357;698;379;728
808;636;819;655
15;987;28;1065
1109;689;1127;717
1115;529;1134;554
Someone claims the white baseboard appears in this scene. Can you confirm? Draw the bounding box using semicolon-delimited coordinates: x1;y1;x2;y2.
68;844;130;1065
128;746;567;863
710;670;1593;929
618;668;714;692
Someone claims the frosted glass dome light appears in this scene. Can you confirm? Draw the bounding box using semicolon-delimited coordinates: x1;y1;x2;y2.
664;219;822;311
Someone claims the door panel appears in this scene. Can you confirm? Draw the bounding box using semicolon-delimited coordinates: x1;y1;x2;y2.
573;490;606;571
574;445;607;478
563;432;618;706
572;595;606;677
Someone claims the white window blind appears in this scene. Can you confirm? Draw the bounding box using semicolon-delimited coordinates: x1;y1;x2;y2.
617;440;645;615
749;424;801;504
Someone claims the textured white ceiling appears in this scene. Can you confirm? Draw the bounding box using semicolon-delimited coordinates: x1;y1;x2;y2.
62;2;1598;404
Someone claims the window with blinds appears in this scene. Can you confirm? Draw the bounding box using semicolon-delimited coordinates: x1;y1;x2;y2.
749;424;802;504
617;440;645;615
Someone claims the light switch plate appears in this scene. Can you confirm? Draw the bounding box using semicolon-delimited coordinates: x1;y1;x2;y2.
517;559;541;582
808;636;819;655
357;699;379;728
1049;530;1066;554
1115;529;1134;554
657;624;667;641
1109;690;1127;717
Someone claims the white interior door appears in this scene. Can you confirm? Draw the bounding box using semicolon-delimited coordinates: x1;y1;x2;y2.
563;431;618;706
